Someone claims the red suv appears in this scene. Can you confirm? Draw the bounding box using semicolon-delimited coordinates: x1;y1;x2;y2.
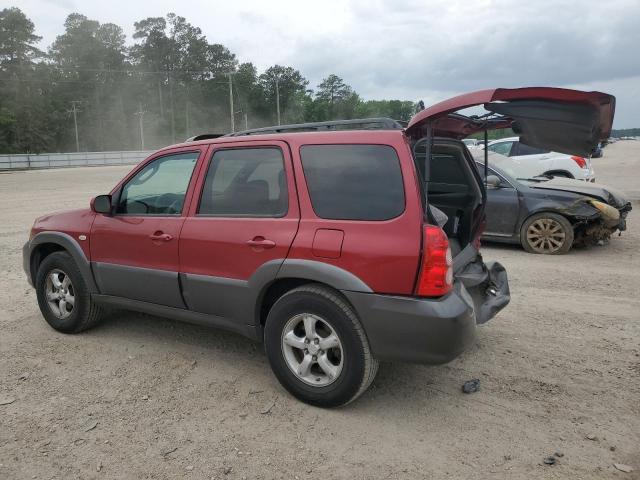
23;87;614;406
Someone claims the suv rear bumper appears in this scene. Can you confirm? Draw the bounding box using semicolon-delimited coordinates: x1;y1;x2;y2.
343;261;509;364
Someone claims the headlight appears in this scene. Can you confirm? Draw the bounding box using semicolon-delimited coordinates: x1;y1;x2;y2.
589;200;620;221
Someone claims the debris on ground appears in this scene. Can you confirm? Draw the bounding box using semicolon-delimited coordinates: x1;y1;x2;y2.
462;379;480;394
141;395;149;401
161;447;178;457
0;397;16;406
554;451;564;458
543;456;556;465
185;465;194;471
613;463;633;473
260;400;276;414
96;461;102;472
610;446;616;451
586;434;597;441
82;420;98;432
223;466;232;475
17;373;29;381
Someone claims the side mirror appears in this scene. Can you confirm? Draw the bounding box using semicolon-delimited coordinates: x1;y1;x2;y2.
486;175;502;188
91;195;112;214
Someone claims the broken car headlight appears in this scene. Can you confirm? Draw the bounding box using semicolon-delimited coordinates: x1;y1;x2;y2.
589;200;620;221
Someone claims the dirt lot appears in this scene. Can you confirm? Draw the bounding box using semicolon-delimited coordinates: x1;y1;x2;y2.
1;141;639;479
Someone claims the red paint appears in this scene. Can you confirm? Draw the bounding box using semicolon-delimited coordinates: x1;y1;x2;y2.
179;141;300;280
312;229;344;259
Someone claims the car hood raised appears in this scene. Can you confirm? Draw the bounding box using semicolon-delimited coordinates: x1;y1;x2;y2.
529;178;629;209
406;87;615;157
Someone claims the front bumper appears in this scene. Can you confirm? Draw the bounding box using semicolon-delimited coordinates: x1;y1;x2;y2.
23;241;33;287
343;261;510;364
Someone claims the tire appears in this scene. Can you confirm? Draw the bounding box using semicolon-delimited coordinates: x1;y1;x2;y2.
520;212;574;254
35;251;105;333
264;284;378;407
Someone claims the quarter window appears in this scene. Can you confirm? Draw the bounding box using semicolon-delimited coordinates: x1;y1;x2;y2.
300;144;405;221
198;148;287;216
116;152;199;215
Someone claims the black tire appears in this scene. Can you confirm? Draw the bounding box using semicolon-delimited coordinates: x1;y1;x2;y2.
35;251;105;333
520;212;574;254
264;284;378;407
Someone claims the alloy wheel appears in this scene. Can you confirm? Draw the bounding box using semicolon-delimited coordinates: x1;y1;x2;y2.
526;218;566;253
45;269;75;319
281;313;343;387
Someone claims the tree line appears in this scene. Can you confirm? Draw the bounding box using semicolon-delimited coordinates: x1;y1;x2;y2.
0;7;419;154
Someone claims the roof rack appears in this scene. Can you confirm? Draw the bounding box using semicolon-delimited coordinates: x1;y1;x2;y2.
226;117;404;137
185;133;226;142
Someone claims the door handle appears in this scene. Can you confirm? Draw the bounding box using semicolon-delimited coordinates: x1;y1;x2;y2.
246;237;276;249
149;232;173;242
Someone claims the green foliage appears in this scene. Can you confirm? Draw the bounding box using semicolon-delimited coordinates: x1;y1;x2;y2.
0;7;425;153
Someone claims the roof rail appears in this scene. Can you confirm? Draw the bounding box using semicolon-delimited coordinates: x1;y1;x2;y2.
226;117;404;137
185;133;226;142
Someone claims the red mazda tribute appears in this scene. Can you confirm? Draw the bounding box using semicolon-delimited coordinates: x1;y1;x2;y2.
23;87;614;406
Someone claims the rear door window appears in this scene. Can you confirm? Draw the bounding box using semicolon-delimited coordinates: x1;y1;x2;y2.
300;144;405;221
198;147;287;217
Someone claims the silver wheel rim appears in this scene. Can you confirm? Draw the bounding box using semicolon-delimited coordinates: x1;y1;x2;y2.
45;269;75;319
281;313;343;387
526;218;566;253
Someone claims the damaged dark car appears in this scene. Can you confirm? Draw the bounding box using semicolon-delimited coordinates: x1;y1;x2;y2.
474;151;632;254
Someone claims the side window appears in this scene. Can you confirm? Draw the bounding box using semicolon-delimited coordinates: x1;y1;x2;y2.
116;152;199;215
513;143;550;156
487;141;513;156
198;148;287;217
300;144;405;221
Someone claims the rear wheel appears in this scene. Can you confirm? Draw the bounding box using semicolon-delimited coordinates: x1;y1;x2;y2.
521;212;574;254
264;284;378;407
35;251;105;333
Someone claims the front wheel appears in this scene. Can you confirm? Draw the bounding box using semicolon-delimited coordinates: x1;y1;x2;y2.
35;251;105;333
264;284;378;407
521;212;574;254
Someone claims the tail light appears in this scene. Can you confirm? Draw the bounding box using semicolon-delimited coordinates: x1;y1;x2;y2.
416;225;453;297
571;156;587;169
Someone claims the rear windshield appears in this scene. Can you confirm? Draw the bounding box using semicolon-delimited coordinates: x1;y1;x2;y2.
300;144;405;221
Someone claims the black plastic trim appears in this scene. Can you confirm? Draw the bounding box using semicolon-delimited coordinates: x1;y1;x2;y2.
28;232;98;292
91;294;259;340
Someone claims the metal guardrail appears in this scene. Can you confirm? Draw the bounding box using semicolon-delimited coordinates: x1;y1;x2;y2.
0;150;153;170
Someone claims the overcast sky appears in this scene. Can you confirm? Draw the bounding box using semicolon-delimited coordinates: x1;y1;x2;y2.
17;0;640;128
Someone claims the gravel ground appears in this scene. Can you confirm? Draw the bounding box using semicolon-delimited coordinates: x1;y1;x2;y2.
0;141;638;479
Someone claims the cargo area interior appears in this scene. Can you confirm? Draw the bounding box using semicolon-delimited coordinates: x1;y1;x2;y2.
414;138;484;256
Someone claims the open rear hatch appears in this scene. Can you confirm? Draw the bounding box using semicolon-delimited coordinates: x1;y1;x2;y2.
408;87;615;323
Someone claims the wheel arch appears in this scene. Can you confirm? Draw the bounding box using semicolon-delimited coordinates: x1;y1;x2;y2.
29;232;98;293
253;259;373;334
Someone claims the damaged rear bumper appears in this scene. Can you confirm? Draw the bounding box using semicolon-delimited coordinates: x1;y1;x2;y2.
343;251;510;364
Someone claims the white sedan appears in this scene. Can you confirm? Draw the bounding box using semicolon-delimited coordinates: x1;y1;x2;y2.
483;136;595;182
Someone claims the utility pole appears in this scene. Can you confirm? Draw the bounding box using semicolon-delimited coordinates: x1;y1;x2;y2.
134;102;146;150
227;72;235;133
67;101;81;152
244;112;248;130
275;76;281;125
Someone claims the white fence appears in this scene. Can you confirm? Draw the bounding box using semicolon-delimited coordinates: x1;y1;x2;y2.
0;150;153;170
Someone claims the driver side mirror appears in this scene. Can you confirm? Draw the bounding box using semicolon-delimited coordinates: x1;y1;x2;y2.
486;175;502;188
91;194;112;215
